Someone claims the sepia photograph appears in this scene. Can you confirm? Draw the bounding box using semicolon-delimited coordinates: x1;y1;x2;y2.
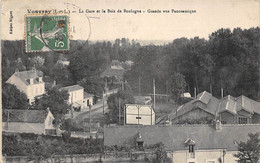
1;0;260;162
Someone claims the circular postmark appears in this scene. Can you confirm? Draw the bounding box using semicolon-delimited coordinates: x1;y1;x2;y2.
39;3;91;54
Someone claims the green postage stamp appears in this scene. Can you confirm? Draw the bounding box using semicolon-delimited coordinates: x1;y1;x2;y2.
25;15;69;52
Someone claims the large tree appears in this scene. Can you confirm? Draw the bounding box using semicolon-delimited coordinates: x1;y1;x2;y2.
33;87;70;126
2;83;29;110
170;72;187;103
106;89;135;124
234;133;260;163
78;76;105;96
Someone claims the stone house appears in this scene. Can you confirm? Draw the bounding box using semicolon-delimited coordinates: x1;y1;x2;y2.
2;108;56;135
6;69;45;104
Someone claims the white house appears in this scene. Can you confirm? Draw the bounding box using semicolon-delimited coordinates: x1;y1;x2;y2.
84;92;94;107
6;69;45;104
125;104;155;125
60;85;84;108
2;108;56;135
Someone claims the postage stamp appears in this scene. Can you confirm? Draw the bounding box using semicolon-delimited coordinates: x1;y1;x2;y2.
25;15;69;52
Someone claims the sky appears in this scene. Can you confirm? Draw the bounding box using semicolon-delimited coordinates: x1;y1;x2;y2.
1;0;259;41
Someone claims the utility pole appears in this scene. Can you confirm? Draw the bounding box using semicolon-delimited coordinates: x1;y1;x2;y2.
102;90;105;115
89;104;92;135
139;77;141;97
7;110;9;130
124;105;126;125
122;81;124;90
153;79;155;110
118;98;121;125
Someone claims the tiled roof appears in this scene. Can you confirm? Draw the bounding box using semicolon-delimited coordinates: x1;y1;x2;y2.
61;85;84;92
3;109;48;123
171;91;260;121
13;70;43;85
218;95;237;114
104;124;260;151
197;91;212;104
171;91;220;119
237;95;260;114
218;95;260;115
84;92;94;98
100;68;126;78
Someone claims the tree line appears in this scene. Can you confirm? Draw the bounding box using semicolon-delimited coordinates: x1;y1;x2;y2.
125;27;260;101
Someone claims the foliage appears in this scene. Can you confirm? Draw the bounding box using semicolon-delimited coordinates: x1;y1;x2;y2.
106;89;135;124
78;76;105;96
170;72;187;103
125;27;260;100
152;142;172;163
2;83;29;110
175;117;214;124
32;87;70;126
234;133;260;163
2;132;103;159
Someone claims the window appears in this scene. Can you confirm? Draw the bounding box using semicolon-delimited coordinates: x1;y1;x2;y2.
136;117;141;119
221;121;226;124
189;145;194;153
188;145;195;158
239;117;248;124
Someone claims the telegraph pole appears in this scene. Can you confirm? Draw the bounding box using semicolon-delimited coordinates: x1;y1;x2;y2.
153;79;155;110
102;91;105;115
118;98;121;125
124;105;126;125
139;77;141;97
89;104;92;135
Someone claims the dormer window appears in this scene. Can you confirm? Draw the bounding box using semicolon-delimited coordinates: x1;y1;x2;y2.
136;133;144;150
189;145;194;153
185;138;196;158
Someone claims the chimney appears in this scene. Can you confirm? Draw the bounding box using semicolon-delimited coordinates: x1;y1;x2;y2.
38;77;43;83
15;69;19;75
221;88;224;98
194;87;197;98
215;119;222;131
30;78;34;85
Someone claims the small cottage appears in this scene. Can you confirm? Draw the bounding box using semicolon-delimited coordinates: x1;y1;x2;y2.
2;108;56;135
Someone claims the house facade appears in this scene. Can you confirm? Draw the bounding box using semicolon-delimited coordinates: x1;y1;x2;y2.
6;69;45;104
84;92;94;106
171;91;260;125
104;123;260;163
219;95;260;124
2;108;56;135
61;85;84;107
125;104;155;125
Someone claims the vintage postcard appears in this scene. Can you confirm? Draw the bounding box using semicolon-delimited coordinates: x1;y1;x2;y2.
1;0;260;162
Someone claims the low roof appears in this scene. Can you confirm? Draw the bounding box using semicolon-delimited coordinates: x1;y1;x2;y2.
100;68;126;78
84;92;94;98
218;95;260;115
104;124;260;151
171;91;260;120
11;70;43;85
61;85;84;92
3;109;49;123
171;91;220;119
